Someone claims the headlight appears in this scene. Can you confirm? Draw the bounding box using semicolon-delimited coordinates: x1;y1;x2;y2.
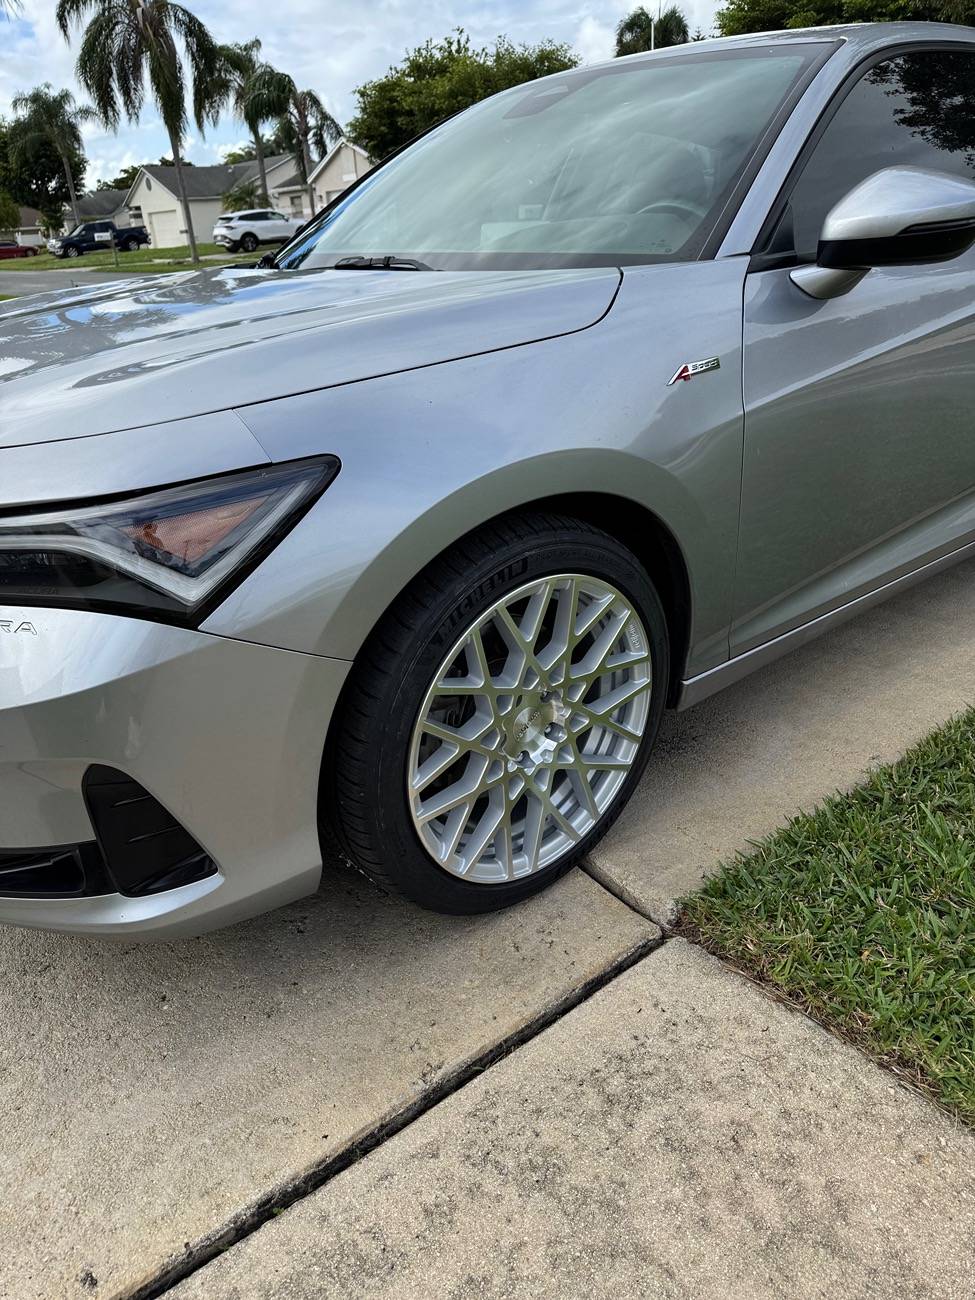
0;457;338;624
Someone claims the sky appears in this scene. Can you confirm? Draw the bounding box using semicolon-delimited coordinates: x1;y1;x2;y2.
0;0;719;188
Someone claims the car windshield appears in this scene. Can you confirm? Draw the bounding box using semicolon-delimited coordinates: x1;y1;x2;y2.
278;44;828;272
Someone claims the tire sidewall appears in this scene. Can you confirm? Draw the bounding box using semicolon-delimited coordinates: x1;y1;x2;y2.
361;530;669;912
240;233;258;253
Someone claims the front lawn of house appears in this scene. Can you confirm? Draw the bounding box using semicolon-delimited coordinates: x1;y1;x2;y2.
1;242;254;273
681;708;975;1122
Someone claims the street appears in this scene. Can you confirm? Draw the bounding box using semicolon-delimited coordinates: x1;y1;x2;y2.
0;266;149;297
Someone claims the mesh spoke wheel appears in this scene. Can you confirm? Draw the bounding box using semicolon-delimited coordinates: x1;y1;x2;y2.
407;574;653;883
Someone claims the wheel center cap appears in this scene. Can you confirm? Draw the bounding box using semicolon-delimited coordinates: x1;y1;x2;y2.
504;693;563;762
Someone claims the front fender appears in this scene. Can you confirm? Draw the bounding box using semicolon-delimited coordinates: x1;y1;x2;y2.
210;260;747;679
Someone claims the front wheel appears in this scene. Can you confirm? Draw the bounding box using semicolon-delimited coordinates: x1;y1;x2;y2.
65;246;81;258
325;513;669;913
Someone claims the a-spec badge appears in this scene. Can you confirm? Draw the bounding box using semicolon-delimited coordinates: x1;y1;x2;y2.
668;356;721;385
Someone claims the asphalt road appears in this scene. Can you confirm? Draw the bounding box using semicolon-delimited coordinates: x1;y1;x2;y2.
0;266;147;297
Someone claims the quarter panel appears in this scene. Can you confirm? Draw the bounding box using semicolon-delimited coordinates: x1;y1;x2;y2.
210;261;749;679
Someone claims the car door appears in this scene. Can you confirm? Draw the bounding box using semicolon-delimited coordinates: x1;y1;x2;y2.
267;210;292;241
733;45;975;655
90;221;114;249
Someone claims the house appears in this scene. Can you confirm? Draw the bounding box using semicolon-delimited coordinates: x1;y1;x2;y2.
307;139;374;210
0;205;46;247
124;154;297;248
70;188;134;227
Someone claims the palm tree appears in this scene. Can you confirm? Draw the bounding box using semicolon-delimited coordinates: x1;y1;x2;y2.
245;69;342;214
615;5;689;56
203;40;278;207
1;0;23;15
10;84;92;228
56;0;220;264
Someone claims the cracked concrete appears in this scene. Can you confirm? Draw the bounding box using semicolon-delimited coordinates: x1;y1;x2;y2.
0;869;655;1300
170;942;975;1300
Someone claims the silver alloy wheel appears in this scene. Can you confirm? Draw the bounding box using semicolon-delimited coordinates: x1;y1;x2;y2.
407;573;653;884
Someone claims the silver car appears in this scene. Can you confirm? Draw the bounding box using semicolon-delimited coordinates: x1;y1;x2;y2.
2;23;974;937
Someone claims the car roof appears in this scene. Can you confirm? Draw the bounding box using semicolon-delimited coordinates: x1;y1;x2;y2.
221;209;278;218
575;21;975;75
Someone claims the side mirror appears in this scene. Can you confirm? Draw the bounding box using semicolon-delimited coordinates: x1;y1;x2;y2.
791;165;975;300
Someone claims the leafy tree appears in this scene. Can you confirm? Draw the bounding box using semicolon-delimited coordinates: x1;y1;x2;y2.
0;114;85;225
716;0;974;35
615;6;689;55
245;70;342;211
221;142;255;164
221;177;261;211
348;30;579;161
96;162;140;191
56;0;221;264
0;191;20;232
9;84;93;227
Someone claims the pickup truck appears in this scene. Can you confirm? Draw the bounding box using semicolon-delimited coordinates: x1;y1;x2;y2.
48;221;151;258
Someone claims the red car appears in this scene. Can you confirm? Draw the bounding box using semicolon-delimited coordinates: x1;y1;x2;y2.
0;242;40;259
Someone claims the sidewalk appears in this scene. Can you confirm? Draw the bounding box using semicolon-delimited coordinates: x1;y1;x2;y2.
173;942;975;1300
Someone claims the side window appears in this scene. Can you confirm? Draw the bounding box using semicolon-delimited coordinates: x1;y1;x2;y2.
783;49;975;261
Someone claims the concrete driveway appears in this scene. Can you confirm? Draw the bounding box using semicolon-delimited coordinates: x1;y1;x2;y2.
3;559;975;1299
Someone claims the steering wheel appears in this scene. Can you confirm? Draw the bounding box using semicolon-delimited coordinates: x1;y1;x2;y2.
636;199;709;222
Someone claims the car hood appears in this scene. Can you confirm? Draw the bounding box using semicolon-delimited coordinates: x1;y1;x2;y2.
0;265;620;449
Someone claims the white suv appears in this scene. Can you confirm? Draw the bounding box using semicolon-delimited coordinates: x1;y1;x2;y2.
213;209;304;254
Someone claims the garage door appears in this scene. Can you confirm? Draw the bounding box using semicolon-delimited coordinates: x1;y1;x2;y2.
148;209;181;248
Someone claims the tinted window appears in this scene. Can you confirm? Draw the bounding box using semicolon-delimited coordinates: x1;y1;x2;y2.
786;49;975;260
278;45;828;271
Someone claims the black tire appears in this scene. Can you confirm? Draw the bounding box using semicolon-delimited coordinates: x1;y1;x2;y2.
239;232;259;253
65;246;81;258
121;239;138;252
323;512;670;914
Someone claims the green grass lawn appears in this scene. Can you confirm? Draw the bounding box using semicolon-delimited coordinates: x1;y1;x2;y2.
2;242;252;273
680;708;975;1123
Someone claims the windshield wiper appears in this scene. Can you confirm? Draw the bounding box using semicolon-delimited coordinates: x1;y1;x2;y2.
332;255;435;271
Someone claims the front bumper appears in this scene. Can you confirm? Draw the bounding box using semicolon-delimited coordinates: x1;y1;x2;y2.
0;607;350;937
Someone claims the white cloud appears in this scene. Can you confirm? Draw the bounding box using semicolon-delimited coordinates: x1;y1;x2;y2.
574;15;615;64
2;0;721;187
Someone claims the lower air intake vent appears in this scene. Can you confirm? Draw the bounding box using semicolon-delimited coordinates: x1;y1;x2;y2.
0;843;111;898
83;765;217;897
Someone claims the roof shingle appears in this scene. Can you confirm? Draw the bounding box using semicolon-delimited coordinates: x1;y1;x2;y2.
140;155;292;200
